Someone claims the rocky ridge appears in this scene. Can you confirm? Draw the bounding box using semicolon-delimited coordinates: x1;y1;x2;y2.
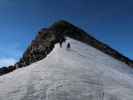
0;20;133;75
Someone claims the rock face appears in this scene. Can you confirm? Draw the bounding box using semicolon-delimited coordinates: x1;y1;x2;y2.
0;20;133;75
15;27;66;68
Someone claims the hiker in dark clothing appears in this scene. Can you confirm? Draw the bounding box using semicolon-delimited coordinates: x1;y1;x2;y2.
59;37;66;48
59;40;63;48
67;43;71;49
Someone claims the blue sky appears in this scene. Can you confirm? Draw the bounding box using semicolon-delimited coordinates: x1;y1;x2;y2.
0;0;132;67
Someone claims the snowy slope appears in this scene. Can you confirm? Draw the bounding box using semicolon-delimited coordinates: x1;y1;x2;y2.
0;38;133;100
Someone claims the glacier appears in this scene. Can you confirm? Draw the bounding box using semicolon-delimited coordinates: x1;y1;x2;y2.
0;38;133;100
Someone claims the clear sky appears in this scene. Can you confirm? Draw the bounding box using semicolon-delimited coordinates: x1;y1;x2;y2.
0;0;132;67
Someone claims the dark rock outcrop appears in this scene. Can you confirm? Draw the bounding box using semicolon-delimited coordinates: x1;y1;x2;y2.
15;28;66;68
0;67;9;75
0;65;15;75
0;20;133;76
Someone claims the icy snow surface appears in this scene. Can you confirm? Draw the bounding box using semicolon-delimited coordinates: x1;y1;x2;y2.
0;38;133;100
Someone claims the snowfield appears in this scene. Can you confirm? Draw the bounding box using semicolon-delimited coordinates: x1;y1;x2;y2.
0;38;133;100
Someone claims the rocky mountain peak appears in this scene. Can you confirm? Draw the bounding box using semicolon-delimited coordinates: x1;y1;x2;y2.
14;20;133;68
50;20;75;30
0;20;133;76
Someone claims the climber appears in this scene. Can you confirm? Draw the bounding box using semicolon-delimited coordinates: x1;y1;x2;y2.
59;37;66;48
59;40;63;48
67;42;71;49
